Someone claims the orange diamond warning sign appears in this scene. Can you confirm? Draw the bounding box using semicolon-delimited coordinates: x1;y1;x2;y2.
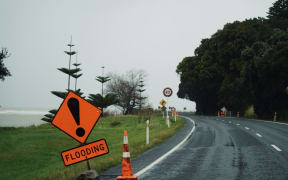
52;91;102;144
61;139;109;166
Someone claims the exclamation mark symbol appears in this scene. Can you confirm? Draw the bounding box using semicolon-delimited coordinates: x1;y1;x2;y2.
67;98;85;137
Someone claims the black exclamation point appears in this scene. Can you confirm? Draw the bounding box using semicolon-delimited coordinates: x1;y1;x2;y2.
67;98;85;137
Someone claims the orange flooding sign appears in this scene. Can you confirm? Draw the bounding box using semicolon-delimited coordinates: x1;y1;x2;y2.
52;91;102;144
62;139;109;166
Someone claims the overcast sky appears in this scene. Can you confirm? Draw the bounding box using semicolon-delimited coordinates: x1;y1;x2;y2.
0;0;275;112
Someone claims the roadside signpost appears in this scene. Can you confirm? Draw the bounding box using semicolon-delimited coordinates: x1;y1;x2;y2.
163;87;173;128
52;91;109;167
171;107;177;122
160;99;167;118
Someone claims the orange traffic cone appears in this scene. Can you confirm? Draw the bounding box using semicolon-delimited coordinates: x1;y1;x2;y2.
117;130;138;180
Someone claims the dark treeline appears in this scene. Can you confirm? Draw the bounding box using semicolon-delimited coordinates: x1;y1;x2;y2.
177;0;288;119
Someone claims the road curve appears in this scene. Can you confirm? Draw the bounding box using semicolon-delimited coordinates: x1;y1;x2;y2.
100;115;288;180
99;114;194;180
139;115;288;180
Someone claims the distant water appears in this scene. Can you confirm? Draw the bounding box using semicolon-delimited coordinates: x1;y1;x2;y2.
0;108;49;127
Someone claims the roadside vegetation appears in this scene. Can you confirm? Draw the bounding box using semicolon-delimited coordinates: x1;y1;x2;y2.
0;48;11;81
177;0;288;121
0;113;185;180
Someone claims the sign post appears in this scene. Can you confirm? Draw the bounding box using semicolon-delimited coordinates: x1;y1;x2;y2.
161;106;167;118
146;120;149;145
51;91;109;169
163;87;173;128
160;99;167;118
171;107;176;122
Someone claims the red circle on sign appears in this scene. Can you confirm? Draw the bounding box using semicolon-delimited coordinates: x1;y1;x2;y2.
163;87;173;97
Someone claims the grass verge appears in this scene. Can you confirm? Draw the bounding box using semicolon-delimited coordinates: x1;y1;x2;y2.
0;114;185;180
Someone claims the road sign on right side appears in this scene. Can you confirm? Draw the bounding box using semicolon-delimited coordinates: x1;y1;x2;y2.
160;99;167;106
163;87;173;97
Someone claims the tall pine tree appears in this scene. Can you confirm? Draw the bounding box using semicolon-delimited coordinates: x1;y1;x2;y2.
88;67;118;116
42;38;82;122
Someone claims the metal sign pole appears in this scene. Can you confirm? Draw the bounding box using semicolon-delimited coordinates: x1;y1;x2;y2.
166;99;170;128
166;108;170;128
163;87;172;128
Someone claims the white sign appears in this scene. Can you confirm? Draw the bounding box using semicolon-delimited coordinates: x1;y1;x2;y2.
221;107;227;112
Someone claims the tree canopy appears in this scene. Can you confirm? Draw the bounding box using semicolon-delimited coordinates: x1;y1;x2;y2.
177;0;288;118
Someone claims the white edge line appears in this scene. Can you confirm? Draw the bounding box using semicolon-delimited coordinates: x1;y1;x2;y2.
256;133;262;137
245;127;250;130
134;116;196;177
271;144;282;152
244;118;288;126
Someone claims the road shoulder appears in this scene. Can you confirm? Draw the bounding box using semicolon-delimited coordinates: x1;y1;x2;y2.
99;115;195;179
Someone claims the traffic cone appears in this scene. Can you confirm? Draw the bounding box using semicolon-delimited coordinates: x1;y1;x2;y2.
117;130;138;180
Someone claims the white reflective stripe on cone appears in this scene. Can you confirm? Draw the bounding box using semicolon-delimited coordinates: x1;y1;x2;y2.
123;152;130;158
124;136;128;144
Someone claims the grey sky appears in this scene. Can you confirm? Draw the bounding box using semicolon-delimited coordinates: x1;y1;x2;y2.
0;0;275;111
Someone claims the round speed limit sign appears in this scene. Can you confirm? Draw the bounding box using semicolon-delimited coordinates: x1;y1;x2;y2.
163;87;173;97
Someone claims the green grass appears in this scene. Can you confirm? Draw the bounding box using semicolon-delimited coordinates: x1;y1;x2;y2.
0;114;185;180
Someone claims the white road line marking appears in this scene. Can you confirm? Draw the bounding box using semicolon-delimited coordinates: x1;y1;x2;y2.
229;121;231;123
236;124;240;126
246;118;288;126
271;144;282;152
245;127;250;130
256;133;262;137
134;116;196;176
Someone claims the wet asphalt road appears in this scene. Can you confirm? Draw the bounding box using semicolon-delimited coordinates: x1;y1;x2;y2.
100;115;288;180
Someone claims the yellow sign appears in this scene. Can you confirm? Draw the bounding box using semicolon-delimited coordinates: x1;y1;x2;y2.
160;99;166;106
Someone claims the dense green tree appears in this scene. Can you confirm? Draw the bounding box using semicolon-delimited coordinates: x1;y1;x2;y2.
177;18;272;114
177;1;288;118
244;29;288;118
268;0;288;19
268;0;288;30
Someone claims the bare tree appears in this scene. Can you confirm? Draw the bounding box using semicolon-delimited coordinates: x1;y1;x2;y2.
106;70;147;115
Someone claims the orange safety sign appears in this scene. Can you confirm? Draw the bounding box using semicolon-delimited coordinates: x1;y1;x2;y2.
52;91;102;144
61;139;109;166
